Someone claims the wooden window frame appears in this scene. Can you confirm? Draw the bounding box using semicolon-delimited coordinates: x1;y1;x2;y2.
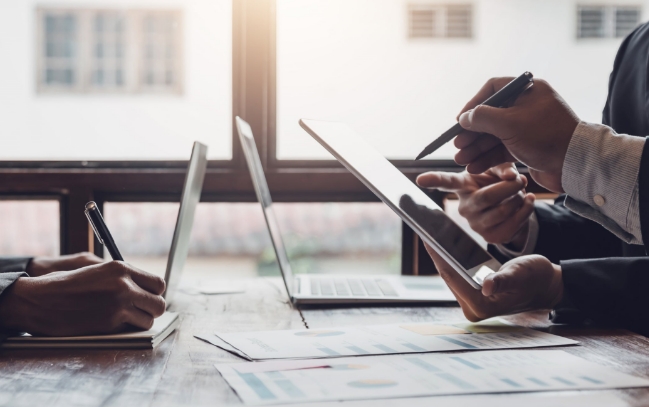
2;0;544;274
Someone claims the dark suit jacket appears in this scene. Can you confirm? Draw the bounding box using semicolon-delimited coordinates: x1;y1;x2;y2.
490;22;649;335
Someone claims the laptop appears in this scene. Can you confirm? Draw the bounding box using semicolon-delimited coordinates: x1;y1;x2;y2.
235;116;455;305
299;119;502;290
163;141;208;306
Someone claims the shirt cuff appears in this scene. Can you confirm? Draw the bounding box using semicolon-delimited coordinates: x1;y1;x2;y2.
494;211;539;259
562;122;644;245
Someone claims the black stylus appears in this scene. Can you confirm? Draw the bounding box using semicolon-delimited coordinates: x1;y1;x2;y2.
415;71;534;160
84;201;124;261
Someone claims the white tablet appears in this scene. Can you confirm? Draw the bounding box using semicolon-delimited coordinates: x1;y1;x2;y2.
299;119;500;289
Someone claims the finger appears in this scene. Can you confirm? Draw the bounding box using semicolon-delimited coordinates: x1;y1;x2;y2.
124;307;156;331
489;163;518;181
464;145;516;174
455;134;502;166
423;243;484;302
471;177;526;209
123;263;166;295
454;131;479;149
129;283;167;318
416;172;472;193
456;77;515;118
458;105;518;139
476;191;525;229
486;194;535;242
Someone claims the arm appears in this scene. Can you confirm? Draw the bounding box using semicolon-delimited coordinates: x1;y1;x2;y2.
0;257;31;300
453;78;646;244
556;257;649;335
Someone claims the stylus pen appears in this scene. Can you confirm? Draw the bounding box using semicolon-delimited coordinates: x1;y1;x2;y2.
415;71;534;160
84;201;124;261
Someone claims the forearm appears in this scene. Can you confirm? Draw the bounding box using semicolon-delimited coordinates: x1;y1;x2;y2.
562;122;644;244
554;257;649;335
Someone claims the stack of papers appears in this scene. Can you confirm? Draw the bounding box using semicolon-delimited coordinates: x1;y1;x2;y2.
197;319;578;360
215;350;649;405
2;312;179;349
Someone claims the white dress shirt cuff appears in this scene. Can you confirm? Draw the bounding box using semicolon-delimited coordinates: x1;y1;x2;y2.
494;211;539;259
561;122;644;245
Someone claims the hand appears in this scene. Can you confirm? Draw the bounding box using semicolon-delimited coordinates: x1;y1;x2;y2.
0;262;166;336
454;77;580;193
27;252;104;277
417;163;535;249
425;244;563;321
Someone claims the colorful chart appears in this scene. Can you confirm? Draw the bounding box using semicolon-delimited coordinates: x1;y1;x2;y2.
347;379;398;389
329;364;370;370
454;320;524;334
294;330;345;337
400;324;469;336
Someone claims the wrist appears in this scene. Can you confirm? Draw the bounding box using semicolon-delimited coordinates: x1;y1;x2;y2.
549;263;564;309
0;278;39;333
505;220;530;252
26;258;50;277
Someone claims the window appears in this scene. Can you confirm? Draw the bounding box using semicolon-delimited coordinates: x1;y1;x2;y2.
104;202;401;280
408;4;473;39
141;12;182;92
578;5;641;39
91;12;126;89
0;200;60;257
42;12;78;88
38;8;182;93
20;4;230;160
276;0;634;161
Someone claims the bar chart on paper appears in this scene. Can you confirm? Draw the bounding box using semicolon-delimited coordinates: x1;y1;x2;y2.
198;319;578;360
215;350;649;405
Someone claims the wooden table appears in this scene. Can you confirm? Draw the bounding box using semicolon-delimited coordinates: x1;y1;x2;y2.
2;277;649;406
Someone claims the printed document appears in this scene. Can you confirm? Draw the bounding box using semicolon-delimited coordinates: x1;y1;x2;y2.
197;319;577;360
215;349;649;405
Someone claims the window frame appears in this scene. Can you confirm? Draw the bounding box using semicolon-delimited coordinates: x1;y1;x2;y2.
1;1;545;274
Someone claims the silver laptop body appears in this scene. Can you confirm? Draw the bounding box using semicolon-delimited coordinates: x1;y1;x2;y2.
235;116;455;305
163;141;208;306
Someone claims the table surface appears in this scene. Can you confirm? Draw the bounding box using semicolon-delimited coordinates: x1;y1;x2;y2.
2;277;649;407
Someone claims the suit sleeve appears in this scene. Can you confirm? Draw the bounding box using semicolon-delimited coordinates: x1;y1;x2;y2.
0;257;31;297
560;257;649;335
489;198;624;264
549;138;649;334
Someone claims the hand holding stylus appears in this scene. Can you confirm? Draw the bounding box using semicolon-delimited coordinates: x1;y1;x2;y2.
453;78;580;193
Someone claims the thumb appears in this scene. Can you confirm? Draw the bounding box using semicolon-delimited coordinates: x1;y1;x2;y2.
458;105;514;138
481;264;522;296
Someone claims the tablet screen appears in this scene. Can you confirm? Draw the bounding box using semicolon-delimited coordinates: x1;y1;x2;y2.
300;119;493;272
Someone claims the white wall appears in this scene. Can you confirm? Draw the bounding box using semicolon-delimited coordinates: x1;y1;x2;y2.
0;0;232;160
276;0;649;159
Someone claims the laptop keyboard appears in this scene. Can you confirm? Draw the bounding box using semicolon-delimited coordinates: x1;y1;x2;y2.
309;278;398;297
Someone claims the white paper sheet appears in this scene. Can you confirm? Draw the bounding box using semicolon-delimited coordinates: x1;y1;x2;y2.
210;319;578;360
215;350;649;405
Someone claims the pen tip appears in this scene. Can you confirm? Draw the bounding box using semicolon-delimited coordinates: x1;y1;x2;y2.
415;152;425;161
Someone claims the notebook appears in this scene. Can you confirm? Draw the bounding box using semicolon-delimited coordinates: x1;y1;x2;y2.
1;312;179;349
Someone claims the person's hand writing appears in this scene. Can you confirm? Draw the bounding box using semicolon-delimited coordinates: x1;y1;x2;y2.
0;262;166;336
27;252;104;277
417;163;535;250
425;244;563;321
454;77;580;193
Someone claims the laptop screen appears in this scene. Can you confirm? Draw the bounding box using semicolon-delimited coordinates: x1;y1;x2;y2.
236;117;295;298
164;141;208;304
